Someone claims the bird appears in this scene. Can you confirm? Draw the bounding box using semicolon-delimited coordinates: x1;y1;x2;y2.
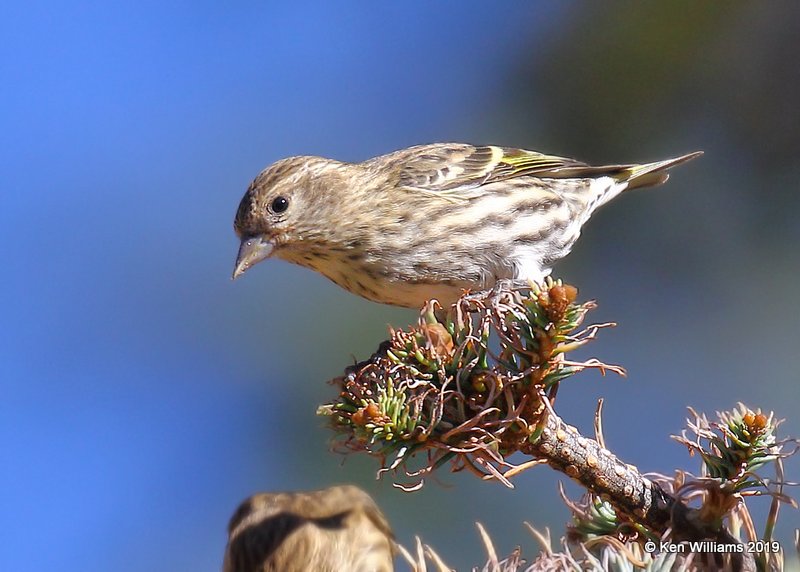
223;485;395;572
232;143;701;308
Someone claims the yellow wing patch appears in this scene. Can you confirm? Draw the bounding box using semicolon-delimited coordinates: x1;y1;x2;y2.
490;147;587;181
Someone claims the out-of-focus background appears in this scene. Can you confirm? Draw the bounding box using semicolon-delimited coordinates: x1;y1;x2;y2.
3;3;799;570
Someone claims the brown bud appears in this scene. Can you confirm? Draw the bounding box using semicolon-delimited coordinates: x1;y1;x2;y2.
420;322;454;357
742;411;769;435
352;402;383;426
544;284;578;322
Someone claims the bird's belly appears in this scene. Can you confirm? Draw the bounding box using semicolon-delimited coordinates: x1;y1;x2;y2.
312;257;471;308
368;280;467;309
295;245;548;309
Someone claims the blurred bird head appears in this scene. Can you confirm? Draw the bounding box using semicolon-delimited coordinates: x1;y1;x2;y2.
223;484;395;572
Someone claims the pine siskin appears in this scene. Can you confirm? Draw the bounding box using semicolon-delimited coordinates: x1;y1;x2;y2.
223;485;395;572
233;143;701;308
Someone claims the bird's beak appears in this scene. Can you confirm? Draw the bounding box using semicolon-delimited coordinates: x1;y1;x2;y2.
232;235;274;280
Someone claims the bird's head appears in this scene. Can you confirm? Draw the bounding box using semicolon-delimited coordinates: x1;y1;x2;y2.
232;156;341;280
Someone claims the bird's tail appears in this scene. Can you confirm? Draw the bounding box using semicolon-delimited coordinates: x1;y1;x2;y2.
623;151;704;190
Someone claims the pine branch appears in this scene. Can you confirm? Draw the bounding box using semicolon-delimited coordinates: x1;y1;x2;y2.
318;280;794;571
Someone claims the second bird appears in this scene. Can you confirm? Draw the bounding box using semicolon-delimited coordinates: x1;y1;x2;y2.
233;143;701;308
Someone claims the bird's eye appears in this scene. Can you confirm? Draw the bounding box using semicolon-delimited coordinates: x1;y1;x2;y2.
270;196;289;214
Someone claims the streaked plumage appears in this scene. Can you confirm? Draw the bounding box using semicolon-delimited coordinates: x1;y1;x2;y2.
223;485;395;572
233;143;701;308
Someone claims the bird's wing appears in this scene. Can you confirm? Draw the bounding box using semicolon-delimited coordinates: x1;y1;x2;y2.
393;144;592;200
391;144;704;202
